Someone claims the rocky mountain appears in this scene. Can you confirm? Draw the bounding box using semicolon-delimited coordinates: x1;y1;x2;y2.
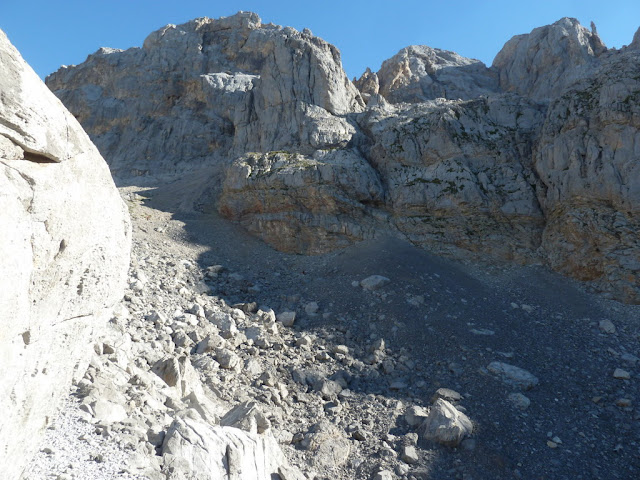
0;29;131;479
45;12;640;304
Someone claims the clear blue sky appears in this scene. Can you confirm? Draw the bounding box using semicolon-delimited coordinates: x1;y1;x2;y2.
1;1;639;80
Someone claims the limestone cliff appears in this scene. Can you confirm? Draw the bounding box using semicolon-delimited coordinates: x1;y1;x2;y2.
0;29;131;479
493;17;606;101
367;45;499;103
46;12;363;182
46;14;640;303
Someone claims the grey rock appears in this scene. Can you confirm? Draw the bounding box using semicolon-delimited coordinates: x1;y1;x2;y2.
507;392;531;410
487;361;539;390
277;311;297;327
419;399;473;447
162;417;289;480
431;388;462;403
215;347;242;370
599;319;616;334
360;275;391;291
91;399;128;424
400;445;420;464
493;17;606;101
373;470;395;480
374;45;498;103
613;368;631;380
303;421;351;468
404;405;430;428
220;401;271;435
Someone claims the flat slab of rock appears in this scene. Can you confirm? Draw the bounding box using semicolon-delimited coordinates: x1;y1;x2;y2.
419;399;473;447
360;275;390;291
487;361;539;390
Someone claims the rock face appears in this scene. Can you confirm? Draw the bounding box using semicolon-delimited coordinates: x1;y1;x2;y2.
219;149;385;254
0;29;131;479
46;12;363;182
533;48;640;299
493;17;606;101
371;45;499;103
47;14;640;302
357;94;546;262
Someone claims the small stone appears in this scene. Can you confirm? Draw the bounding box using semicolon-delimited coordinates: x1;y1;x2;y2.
352;429;367;441
42;447;54;455
470;328;495;336
360;275;390;291
616;398;632;407
400;445;419;464
613;368;631;379
508;392;531;410
304;302;319;315
332;345;349;355
547;440;558;448
599;319;616;334
277;311;296;327
487;361;539;390
389;380;408;390
295;335;312;347
404;405;429;427
216;348;241;370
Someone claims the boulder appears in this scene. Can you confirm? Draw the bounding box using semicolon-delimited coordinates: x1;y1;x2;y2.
487;361;539;390
162;417;293;480
0;29;131;479
419;399;473;446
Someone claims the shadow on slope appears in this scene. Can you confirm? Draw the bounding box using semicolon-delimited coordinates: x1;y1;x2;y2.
134;177;640;480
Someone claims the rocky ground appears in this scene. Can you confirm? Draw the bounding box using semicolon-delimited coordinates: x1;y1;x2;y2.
24;183;639;480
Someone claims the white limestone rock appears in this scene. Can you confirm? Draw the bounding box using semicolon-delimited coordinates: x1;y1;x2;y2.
0;29;131;479
419;399;473;447
493;17;606;101
46;12;364;183
372;45;499;103
162;417;293;480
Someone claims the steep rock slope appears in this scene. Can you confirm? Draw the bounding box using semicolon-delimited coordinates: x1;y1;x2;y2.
534;47;640;300
357;95;546;262
0;30;131;479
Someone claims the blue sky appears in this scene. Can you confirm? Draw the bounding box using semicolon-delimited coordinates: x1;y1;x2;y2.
1;1;639;80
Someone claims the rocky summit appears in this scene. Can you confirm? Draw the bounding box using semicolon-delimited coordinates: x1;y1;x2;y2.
2;10;640;480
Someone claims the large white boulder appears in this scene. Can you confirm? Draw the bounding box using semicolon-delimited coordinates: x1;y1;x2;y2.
0;29;131;479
